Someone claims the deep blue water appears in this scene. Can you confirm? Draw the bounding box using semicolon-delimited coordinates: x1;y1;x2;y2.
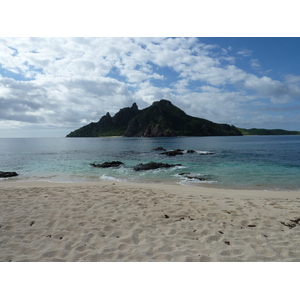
1;136;300;190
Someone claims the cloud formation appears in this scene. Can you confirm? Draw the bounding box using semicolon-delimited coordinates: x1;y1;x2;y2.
0;37;300;136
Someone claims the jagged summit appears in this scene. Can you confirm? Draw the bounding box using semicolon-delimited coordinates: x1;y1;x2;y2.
66;99;242;137
131;102;138;110
152;99;171;105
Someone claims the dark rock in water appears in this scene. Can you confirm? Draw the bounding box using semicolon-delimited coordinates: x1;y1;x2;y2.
90;161;124;168
133;162;181;171
0;171;18;178
153;147;166;151
187;150;196;153
160;149;184;156
179;172;212;181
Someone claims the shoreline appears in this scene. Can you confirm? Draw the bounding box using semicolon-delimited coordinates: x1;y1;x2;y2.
1;180;300;261
1;176;299;192
1;179;300;194
1;180;300;205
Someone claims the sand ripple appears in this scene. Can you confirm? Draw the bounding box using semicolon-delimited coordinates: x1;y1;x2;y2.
1;181;300;261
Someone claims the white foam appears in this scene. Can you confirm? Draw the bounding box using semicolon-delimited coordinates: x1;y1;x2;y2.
196;151;214;155
176;149;215;155
100;175;122;182
178;178;217;186
175;165;186;169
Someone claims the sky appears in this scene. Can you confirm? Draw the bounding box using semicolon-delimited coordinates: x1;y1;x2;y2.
1;3;300;137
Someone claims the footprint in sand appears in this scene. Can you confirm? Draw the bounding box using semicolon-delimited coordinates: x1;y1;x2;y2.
131;233;139;245
118;243;129;251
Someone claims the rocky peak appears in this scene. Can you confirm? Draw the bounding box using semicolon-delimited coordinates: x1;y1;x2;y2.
152;99;172;106
131;102;138;110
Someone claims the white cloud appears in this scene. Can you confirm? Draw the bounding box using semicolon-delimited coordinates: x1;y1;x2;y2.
237;48;253;57
243;75;295;103
250;58;261;70
171;79;190;94
0;74;134;127
133;81;174;105
200;85;222;93
285;74;300;84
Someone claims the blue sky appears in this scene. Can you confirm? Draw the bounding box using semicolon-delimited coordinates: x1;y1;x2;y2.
0;3;299;137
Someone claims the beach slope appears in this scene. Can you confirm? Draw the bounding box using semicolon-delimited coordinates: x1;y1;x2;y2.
1;181;300;262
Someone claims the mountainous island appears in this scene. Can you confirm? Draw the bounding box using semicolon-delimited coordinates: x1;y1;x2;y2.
66;99;300;137
66;99;242;137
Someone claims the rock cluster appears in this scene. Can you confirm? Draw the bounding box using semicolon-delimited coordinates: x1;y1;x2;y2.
160;149;184;156
132;162;181;171
90;161;181;172
0;171;18;178
158;148;214;156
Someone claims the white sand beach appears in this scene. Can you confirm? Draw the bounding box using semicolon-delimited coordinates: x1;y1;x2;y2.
1;180;300;262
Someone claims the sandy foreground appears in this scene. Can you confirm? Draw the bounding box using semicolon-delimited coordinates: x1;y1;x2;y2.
1;180;300;262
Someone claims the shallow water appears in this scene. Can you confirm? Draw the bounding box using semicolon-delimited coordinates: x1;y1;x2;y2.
1;136;300;190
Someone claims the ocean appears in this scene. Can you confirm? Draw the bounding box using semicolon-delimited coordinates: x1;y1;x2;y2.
1;136;300;190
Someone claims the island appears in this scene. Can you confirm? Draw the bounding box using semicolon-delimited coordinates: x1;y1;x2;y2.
66;99;242;137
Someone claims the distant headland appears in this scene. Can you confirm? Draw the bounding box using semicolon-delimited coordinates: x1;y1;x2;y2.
238;128;300;136
66;99;300;137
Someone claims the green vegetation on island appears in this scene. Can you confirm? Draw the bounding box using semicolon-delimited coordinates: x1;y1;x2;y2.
66;99;242;137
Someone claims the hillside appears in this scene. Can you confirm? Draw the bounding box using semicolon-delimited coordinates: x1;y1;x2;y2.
66;99;242;137
67;103;139;137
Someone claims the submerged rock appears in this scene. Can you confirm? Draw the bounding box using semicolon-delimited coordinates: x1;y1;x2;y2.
187;150;196;153
160;149;184;156
153;147;166;151
90;161;124;168
0;171;18;178
133;162;181;171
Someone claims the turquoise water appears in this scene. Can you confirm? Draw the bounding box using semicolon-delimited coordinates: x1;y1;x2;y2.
1;136;300;190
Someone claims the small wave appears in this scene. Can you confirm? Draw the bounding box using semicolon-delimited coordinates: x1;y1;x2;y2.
146;165;185;174
163;149;214;155
100;175;125;182
115;166;130;174
178;179;217;186
175;165;186;169
168;149;215;154
0;177;16;181
196;151;215;155
175;172;217;185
